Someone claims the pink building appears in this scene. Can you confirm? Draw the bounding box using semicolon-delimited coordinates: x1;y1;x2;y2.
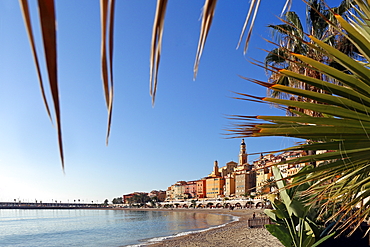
184;181;197;199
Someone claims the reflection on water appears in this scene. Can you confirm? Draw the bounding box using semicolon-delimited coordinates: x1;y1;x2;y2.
166;211;229;232
0;209;233;247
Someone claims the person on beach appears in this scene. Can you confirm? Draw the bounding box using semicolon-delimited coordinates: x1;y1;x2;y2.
253;212;256;219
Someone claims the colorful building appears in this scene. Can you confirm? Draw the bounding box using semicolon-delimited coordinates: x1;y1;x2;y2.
184;181;197;199
206;161;225;198
148;190;166;202
166;185;174;201
224;174;235;197
233;139;255;197
235;170;256;197
123;192;148;204
196;179;207;198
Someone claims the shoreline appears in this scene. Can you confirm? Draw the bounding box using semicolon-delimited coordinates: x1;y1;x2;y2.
1;207;283;246
117;208;283;247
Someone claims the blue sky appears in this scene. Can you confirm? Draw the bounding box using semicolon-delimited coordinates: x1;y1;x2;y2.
0;0;337;203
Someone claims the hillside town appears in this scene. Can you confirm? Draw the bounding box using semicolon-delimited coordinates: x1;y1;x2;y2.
122;139;308;207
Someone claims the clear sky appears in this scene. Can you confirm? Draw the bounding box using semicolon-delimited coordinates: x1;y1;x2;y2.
0;0;338;204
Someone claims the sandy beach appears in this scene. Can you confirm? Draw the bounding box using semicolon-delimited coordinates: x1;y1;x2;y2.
119;208;283;247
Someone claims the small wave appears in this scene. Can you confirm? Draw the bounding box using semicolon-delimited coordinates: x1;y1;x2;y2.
126;214;239;247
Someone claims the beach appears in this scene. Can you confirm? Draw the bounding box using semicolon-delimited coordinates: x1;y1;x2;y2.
121;208;283;247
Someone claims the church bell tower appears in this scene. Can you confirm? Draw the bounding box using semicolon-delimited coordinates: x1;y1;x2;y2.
239;139;248;166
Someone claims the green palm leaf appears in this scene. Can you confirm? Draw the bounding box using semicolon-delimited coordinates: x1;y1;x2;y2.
232;0;370;234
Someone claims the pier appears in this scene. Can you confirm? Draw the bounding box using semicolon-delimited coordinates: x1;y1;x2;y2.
0;202;105;209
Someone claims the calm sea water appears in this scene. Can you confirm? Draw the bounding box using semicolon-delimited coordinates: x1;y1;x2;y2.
0;209;235;247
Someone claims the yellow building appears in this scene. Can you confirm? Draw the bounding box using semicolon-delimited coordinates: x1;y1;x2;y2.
224;174;235;197
219;161;237;177
166;185;174;201
254;154;274;195
235;170;256;197
166;181;187;200
206;177;224;198
206;161;225;198
173;181;187;200
254;151;308;196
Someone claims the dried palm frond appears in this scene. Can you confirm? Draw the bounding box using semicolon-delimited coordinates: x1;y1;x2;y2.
150;0;168;105
193;0;217;80
20;0;64;169
100;0;115;144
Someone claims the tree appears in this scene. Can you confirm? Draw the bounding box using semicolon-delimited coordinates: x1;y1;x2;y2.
103;199;109;206
127;193;151;207
261;178;277;193
112;197;123;204
231;0;370;236
264;0;353;116
190;199;197;208
149;199;156;208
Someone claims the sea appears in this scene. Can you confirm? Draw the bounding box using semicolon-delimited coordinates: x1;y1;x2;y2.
0;209;236;247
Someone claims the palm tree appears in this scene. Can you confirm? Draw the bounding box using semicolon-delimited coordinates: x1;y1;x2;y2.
261;177;277;193
231;0;370;235
264;0;353;116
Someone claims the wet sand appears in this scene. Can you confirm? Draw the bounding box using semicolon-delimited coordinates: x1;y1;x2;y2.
118;208;283;247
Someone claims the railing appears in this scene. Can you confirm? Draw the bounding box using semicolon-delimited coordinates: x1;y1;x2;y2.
247;217;272;228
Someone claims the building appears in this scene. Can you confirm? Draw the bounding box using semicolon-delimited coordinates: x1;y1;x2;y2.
219;161;237;177
166;185;174;201
123;192;148;204
255;154;277;195
172;181;187;200
235;169;256;197
196;179;207;198
206;161;225;198
254;150;308;196
224;174;235;197
184;181;197;199
148;190;166;202
234;139;256;197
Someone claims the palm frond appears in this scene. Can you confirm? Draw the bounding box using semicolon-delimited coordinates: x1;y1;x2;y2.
19;0;52;123
21;0;64;169
193;0;217;79
38;0;64;169
150;0;168;105
231;0;370;233
100;0;115;144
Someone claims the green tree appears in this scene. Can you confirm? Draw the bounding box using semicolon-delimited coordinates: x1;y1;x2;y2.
261;178;277;193
265;0;353;116
103;199;109;206
112;197;123;204
190;199;197;208
231;0;370;236
128;193;151;207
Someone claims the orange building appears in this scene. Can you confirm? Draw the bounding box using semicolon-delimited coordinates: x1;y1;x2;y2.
205;161;225;198
196;179;207;198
